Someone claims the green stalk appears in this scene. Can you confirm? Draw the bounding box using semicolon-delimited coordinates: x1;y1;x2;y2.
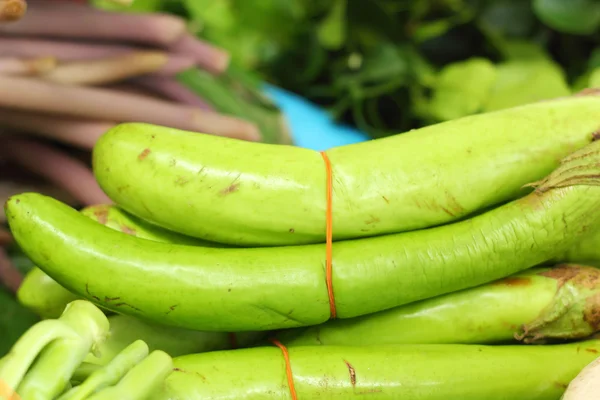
86;350;173;400
150;339;600;399
275;264;600;346
177;67;292;145
84;314;263;366
0;320;79;391
16;301;110;399
58;340;149;400
70;363;102;384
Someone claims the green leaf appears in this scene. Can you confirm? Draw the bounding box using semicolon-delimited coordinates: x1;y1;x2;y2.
479;0;536;37
533;0;600;35
483;60;571;112
426;58;497;122
317;0;347;50
0;288;39;357
337;42;410;87
588;48;600;70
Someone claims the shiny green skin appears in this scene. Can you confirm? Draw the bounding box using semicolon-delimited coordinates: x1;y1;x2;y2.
79;204;221;247
150;340;600;400
93;95;600;246
16;204;257;365
85;315;263;366
8;138;600;331
16;204;212;320
276;265;600;346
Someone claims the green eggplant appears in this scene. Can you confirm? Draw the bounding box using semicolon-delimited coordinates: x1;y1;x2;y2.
559;227;600;268
6;139;600;332
93;93;600;246
149;339;600;399
274;264;600;346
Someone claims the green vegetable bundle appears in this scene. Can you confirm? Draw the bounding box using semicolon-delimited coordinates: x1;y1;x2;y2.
6;93;600;398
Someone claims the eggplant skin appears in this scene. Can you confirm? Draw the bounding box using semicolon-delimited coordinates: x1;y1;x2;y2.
150;341;600;400
93;94;600;246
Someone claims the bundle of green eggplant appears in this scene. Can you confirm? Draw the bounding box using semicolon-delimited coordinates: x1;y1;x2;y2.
5;91;600;398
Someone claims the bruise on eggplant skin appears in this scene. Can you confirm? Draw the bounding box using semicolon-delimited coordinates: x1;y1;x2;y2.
174;176;189;186
165;304;178;315
553;382;568;390
344;360;356;387
364;215;380;225
172;368;208;382
540;264;600;289
584;293;600;331
445;190;466;215
138;148;151;161
85;283;101;302
114;302;142;312
220;182;240;196
413;197;454;217
93;208;109;225
593;130;600;141
120;224;136;235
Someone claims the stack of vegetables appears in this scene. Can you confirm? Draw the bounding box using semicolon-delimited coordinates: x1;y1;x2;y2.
2;90;600;399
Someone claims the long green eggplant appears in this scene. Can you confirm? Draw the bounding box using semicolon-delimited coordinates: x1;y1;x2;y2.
15;204;259;365
274;264;600;346
560;227;600;267
7;140;600;332
17;203;210;320
149;339;600;400
93;94;600;246
17;203;223;320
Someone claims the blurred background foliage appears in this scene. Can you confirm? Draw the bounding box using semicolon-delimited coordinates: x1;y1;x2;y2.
94;0;600;138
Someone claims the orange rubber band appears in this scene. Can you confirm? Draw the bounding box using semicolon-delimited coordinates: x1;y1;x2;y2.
270;338;298;400
0;380;20;400
320;151;336;319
